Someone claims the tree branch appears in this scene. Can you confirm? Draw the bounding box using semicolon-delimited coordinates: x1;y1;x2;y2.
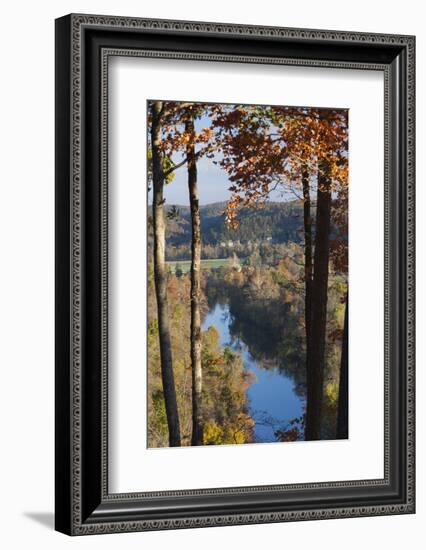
163;156;189;177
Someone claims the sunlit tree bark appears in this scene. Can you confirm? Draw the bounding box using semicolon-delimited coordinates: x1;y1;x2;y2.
150;100;181;446
185;114;204;445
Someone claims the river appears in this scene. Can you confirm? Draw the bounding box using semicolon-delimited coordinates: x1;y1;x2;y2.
202;301;304;443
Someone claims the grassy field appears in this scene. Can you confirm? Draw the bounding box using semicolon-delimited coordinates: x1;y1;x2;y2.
167;258;229;274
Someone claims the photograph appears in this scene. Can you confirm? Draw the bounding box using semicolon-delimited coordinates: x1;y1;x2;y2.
147;100;349;448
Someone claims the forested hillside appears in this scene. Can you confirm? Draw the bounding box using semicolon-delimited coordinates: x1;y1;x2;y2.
159;200;306;261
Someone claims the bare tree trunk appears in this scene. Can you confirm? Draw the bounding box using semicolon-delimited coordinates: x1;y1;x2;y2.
305;160;332;440
302;167;313;438
186;115;204;446
151;101;181;447
337;293;349;439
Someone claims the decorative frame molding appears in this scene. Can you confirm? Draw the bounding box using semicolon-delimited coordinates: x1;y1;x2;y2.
55;14;415;535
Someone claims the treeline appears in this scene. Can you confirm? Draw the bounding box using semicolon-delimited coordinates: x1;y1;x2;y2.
164;200;303;246
147;201;305;262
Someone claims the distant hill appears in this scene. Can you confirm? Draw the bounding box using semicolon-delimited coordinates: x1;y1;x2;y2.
164;200;304;247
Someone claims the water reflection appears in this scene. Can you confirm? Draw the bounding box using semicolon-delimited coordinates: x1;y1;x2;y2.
202;302;304;443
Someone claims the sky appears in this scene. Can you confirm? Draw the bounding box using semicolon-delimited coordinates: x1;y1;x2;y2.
164;154;237;206
149;152;291;206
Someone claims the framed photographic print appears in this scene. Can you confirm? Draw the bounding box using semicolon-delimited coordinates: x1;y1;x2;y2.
55;14;415;535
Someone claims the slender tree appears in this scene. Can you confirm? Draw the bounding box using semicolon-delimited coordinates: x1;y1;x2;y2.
185;113;204;445
150;100;181;446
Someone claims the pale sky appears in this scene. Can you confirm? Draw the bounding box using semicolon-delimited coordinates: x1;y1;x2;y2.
163;154;231;205
149;153;292;206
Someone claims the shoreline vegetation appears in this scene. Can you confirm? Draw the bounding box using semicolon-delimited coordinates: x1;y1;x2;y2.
147;101;348;448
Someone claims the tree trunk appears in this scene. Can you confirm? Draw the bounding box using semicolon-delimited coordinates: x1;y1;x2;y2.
186;115;204;446
337;293;349;439
302;168;313;425
151;101;181;447
305;160;332;440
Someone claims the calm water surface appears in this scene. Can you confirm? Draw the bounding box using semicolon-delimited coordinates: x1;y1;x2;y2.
202;302;303;443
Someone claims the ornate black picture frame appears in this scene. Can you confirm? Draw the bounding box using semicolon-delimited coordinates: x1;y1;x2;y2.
55;13;415;535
